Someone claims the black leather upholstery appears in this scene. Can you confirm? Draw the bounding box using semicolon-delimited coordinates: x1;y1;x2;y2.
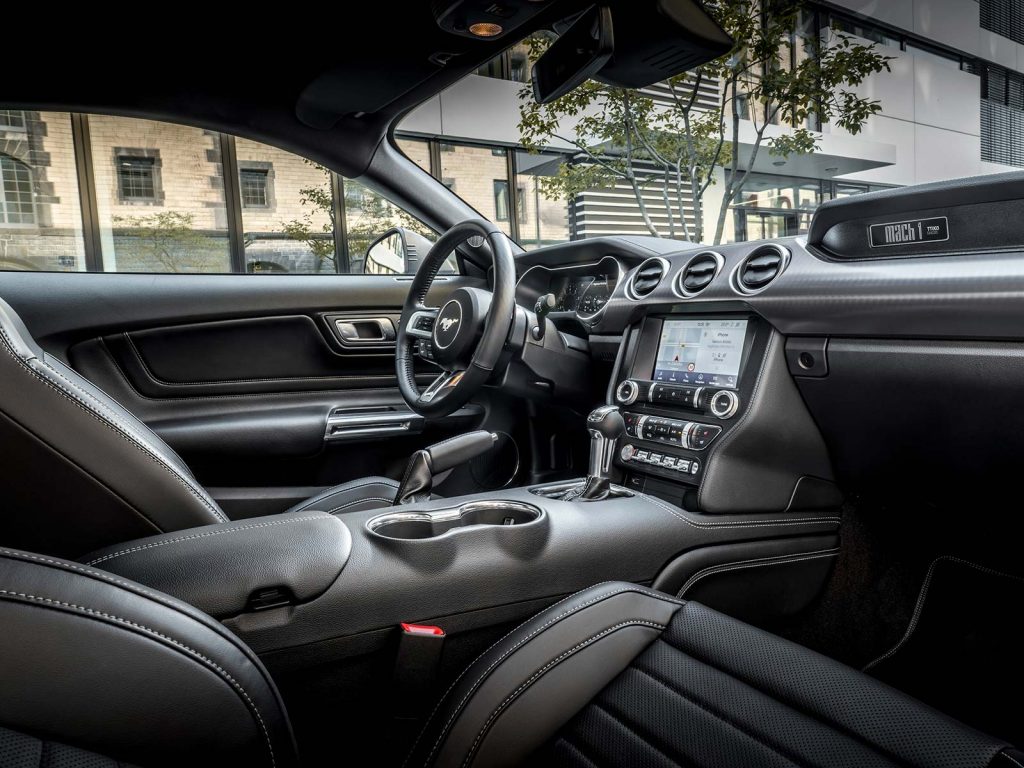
285;476;401;514
393;431;496;504
79;512;353;619
0;547;297;767
0;726;124;767
407;581;1018;768
0;296;411;555
0;297;226;556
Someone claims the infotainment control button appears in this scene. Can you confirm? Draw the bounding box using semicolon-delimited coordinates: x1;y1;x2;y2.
616;379;640;405
709;389;740;419
620;444;636;462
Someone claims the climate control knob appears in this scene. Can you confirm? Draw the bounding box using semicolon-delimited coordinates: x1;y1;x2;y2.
615;379;640;405
709;390;740;419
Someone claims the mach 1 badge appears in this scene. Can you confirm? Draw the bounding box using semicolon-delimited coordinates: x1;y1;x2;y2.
869;216;949;247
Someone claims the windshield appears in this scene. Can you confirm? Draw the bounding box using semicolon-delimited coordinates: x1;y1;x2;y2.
397;2;1001;250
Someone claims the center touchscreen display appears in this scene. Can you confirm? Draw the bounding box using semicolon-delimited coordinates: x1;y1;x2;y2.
652;318;748;389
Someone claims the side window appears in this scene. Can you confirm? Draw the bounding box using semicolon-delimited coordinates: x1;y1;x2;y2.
0;109;439;275
0;110;87;271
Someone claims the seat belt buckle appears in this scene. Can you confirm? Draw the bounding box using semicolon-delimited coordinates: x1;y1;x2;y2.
393;622;446;720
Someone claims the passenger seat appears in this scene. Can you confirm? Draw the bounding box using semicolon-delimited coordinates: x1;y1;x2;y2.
0;547;1017;768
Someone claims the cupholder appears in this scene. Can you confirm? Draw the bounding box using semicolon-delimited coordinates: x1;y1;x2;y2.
367;500;543;541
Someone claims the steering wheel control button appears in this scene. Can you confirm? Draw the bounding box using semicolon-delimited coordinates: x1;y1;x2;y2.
709;389;740;419
616;379;640;405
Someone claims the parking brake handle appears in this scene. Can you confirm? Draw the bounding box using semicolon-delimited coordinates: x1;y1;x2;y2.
394;430;498;505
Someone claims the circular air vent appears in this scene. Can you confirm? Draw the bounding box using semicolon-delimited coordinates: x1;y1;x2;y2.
734;244;790;294
674;251;723;297
626;257;669;300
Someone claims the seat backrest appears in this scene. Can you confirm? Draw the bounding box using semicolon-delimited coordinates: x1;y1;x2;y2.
0;546;297;768
0;297;226;557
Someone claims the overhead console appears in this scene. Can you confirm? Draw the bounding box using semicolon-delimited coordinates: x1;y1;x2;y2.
807;171;1024;261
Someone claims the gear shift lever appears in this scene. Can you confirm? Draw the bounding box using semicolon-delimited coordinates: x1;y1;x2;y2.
565;405;625;501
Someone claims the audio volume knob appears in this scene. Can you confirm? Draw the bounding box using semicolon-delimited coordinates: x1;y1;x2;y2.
616;379;639;405
709;390;740;419
620;444;636;462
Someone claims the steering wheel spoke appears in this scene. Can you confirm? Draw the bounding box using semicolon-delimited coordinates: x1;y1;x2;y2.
396;218;515;418
418;369;464;404
405;307;438;340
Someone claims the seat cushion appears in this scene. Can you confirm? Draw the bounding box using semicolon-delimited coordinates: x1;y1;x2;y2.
285;476;400;515
406;581;1016;768
544;600;1011;768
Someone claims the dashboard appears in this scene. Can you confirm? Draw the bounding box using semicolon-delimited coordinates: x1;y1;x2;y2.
507;171;1024;515
549;273;616;315
515;254;623;326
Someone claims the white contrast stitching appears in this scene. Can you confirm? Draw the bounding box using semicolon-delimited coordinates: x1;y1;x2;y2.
327;497;392;514
413;583;684;767
676;549;841;597
461;620;666;768
293;479;399;512
633;489;841;530
0;547;275;694
85;514;327;565
863;555;1024;671
0;324;227;523
0;588;277;768
1000;752;1024;768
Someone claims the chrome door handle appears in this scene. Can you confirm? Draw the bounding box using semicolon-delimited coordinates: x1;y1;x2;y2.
333;317;396;344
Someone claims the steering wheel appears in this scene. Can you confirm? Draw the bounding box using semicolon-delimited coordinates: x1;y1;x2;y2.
396;219;517;418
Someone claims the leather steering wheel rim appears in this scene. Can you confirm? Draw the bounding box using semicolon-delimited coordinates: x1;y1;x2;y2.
396;219;517;418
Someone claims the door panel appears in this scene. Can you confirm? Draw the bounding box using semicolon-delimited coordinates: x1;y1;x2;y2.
92;314;407;397
0;271;521;512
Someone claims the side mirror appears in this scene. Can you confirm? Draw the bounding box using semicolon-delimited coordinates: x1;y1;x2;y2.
364;227;441;275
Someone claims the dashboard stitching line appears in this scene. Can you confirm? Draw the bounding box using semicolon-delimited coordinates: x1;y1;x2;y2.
633;490;840;529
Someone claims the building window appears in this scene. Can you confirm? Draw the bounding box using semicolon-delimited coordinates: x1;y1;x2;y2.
494;179;510;221
0;110;26;130
116;154;158;202
980;0;1024;46
0;155;36;224
239;168;270;207
981;64;1024;167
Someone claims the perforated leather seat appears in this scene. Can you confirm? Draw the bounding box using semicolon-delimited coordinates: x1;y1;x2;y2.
407;581;1023;768
0;296;401;558
1;559;1017;768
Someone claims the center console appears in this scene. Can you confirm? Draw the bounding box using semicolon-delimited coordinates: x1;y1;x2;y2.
611;315;765;497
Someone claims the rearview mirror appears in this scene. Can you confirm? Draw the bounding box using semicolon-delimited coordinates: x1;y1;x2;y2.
532;6;614;104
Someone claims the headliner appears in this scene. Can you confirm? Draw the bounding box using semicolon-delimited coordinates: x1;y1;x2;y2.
2;3;589;178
